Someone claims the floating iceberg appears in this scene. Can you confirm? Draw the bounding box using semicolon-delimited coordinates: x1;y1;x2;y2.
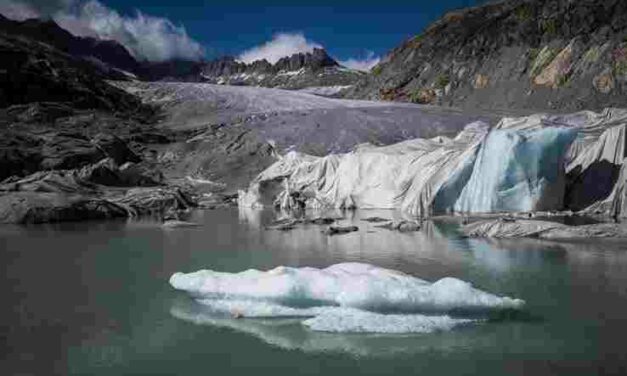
170;262;524;334
239;108;627;217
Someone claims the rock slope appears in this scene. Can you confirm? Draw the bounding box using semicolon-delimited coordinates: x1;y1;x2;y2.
348;0;627;112
0;22;202;223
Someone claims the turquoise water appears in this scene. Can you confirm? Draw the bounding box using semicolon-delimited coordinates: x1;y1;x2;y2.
1;208;627;375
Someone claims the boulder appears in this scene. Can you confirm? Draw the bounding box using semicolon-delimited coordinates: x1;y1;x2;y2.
78;159;163;187
162;220;200;229
324;226;359;235
92;133;140;165
361;217;391;223
376;220;421;232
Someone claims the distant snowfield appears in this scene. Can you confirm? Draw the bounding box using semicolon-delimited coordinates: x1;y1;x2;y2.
113;81;501;153
114;81;407;114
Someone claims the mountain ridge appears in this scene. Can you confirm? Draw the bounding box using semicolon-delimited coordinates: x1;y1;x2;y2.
0;14;362;91
347;0;627;112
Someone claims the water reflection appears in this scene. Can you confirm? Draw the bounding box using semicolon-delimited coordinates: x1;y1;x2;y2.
236;207;471;278
169;296;493;358
4;208;627;373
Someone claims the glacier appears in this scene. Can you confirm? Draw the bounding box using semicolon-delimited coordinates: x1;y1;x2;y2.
239;108;627;217
169;262;524;334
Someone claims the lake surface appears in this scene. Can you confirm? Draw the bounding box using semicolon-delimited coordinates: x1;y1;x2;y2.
1;208;627;375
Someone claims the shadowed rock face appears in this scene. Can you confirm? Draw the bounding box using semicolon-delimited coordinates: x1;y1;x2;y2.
0;15;139;74
348;0;627;112
0;22;145;111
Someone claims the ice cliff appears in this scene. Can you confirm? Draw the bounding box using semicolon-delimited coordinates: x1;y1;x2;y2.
239;108;627;217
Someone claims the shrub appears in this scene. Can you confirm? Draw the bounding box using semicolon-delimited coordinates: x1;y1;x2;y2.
540;19;558;35
407;34;424;49
615;61;627;77
557;74;571;87
613;47;627;76
409;88;436;104
528;47;540;62
582;47;601;63
371;65;383;76
515;4;533;22
435;74;450;89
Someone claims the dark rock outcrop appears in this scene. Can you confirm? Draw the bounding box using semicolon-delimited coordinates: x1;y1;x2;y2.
0;162;194;223
375;220;421;232
0;23;145;111
78;158;163;187
0;15;139;75
0;192;128;224
324;226;359;235
348;0;627;112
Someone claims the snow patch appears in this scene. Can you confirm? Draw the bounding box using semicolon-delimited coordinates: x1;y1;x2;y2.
298;85;353;97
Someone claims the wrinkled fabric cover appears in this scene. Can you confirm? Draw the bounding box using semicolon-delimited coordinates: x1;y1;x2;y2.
239;108;627;217
464;219;627;239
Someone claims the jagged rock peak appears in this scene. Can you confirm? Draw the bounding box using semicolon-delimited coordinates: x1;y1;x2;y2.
202;48;339;77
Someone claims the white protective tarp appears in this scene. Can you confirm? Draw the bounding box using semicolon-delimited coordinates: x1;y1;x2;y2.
239;108;627;216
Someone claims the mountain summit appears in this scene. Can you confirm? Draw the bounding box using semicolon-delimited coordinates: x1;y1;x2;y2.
198;48;361;90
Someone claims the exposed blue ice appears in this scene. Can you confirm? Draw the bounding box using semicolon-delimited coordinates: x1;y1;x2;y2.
454;127;578;213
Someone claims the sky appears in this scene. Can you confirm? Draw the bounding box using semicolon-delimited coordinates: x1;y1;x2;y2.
0;0;486;70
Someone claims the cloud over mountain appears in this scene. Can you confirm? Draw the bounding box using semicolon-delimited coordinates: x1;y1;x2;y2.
0;0;204;61
339;51;380;72
238;32;322;64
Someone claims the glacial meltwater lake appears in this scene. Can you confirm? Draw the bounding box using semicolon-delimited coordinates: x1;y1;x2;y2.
1;208;627;375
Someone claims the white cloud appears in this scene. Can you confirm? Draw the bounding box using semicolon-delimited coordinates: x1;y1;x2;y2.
339;51;380;72
0;0;41;20
0;0;205;62
238;32;322;64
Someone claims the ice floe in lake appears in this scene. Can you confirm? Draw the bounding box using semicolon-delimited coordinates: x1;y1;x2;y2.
169;262;524;334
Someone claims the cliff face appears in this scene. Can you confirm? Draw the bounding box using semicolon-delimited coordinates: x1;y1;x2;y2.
348;0;627;112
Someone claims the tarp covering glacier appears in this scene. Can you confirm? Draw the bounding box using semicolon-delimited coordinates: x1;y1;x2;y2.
239;108;627;217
